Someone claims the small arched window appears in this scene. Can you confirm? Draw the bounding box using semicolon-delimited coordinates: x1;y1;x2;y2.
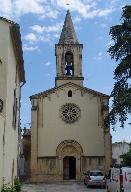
65;52;74;76
68;90;72;97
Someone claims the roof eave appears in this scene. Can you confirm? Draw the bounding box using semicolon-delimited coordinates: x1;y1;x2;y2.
30;82;109;100
0;17;17;25
10;24;25;84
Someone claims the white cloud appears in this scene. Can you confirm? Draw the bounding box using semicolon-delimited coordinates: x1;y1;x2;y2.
23;32;52;44
23;33;37;42
47;73;50;76
30;25;44;33
14;0;44;16
97;8;113;17
0;0;58;19
81;8;114;19
44;61;51;66
94;51;103;61
55;0;95;18
31;23;62;33
38;34;51;42
110;0;120;6
107;40;114;47
23;44;39;51
97;52;103;60
24;23;62;44
100;23;108;28
40;8;58;19
73;16;81;23
54;0;114;19
0;0;12;16
53;33;59;39
0;0;46;18
98;52;103;57
0;0;117;20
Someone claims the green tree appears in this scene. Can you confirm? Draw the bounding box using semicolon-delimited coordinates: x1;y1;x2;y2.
107;5;131;129
120;143;131;166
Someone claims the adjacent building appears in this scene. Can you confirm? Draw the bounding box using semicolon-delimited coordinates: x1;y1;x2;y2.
112;141;130;165
30;10;112;182
0;17;25;189
20;128;31;180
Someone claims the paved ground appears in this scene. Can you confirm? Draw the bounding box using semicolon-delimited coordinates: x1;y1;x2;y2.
21;182;106;192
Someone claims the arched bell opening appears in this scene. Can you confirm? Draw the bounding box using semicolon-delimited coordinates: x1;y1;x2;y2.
65;52;74;76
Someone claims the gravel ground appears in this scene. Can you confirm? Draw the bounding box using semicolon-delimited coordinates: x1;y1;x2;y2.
21;182;106;192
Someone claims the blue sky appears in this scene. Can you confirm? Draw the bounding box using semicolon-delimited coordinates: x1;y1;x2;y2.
0;0;130;143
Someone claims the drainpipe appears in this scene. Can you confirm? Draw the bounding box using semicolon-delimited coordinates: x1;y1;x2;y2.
17;80;26;178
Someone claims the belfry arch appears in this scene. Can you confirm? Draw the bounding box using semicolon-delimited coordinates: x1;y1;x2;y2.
55;10;84;86
56;140;83;180
64;52;74;76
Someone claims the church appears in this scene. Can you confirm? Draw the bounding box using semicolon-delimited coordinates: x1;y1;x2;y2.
30;10;111;182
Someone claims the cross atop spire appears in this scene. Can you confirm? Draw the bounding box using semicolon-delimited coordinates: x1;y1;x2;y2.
59;10;79;44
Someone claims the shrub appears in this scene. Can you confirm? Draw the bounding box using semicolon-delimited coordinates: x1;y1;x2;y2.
1;177;21;192
1;184;16;192
14;178;21;192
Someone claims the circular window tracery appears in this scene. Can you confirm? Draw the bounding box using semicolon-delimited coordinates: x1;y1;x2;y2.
60;103;81;124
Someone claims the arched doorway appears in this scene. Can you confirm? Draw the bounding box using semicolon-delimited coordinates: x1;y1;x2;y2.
56;140;83;180
63;156;76;180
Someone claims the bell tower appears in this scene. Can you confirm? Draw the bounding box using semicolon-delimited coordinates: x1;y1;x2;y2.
55;10;84;87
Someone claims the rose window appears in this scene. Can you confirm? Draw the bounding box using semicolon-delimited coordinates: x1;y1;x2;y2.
60;103;81;123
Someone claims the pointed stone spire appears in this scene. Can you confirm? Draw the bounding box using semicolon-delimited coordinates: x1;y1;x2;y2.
59;10;79;44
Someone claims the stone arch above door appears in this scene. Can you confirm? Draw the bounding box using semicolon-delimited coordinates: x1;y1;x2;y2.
56;139;83;157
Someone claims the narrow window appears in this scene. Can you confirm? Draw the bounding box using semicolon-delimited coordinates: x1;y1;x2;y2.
15;66;18;84
0;99;3;112
68;90;72;97
12;89;17;128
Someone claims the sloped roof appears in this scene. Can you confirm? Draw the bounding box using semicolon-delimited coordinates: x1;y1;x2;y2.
112;141;130;145
23;129;31;136
30;82;109;99
0;17;25;83
58;10;79;44
0;17;17;25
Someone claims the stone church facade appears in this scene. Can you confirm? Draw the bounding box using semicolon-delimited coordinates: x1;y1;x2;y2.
30;10;111;182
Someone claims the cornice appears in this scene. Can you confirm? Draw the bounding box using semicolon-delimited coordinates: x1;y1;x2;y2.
55;76;84;80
